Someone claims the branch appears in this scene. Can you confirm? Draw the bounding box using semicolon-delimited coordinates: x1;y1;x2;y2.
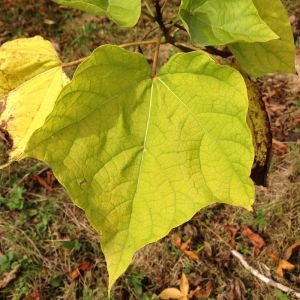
154;0;175;44
231;250;300;298
152;33;162;77
62;40;159;68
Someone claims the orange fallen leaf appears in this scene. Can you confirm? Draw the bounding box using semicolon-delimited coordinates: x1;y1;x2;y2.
241;225;266;255
78;261;91;271
70;261;91;280
70;268;80;280
171;236;200;260
171;236;182;248
180;238;192;251
183;250;200;260
276;259;295;277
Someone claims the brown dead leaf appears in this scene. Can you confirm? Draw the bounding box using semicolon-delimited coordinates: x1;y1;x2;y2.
32;175;53;191
227;278;246;300
78;261;91;271
203;241;212;257
283;242;300;261
70;261;91;280
23;290;43;300
0;264;20;288
191;281;213;298
276;259;295;277
225;224;238;247
241;225;266;255
272;139;290;156
265;249;280;265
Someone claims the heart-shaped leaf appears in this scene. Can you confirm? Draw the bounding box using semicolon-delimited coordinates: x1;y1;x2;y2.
26;45;254;289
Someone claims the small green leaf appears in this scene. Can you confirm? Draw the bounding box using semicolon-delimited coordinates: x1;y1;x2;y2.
26;45;254;290
179;0;278;46
0;36;69;166
53;0;141;27
229;0;295;77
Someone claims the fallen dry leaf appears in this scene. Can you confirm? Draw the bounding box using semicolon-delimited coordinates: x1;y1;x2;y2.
171;236;182;248
265;249;280;265
272;139;290;156
180;238;192;251
283;242;300;261
0;264;20;288
227;278;246;300
225;224;239;247
171;236;200;260
159;273;189;300
159;288;184;299
183;250;200;260
70;261;91;280
179;273;189;296
276;259;295;277
191;281;213;298
241;225;266;255
23;290;43;300
203;241;212;257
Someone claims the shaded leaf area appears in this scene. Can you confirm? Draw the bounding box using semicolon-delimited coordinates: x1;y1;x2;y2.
179;0;277;46
26;45;254;288
229;0;295;78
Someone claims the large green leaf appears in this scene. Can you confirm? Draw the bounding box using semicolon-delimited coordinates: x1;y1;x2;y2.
26;45;254;289
0;36;69;165
53;0;140;27
179;0;278;46
229;0;295;78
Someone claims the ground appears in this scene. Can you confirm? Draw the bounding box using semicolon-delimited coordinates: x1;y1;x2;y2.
0;1;299;299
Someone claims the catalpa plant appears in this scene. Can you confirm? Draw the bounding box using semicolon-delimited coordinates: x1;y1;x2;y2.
0;0;295;292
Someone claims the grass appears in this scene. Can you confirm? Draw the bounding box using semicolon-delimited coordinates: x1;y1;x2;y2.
0;0;300;299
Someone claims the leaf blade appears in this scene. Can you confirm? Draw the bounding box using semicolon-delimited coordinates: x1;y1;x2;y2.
26;45;254;290
179;0;278;46
229;0;295;77
53;0;141;27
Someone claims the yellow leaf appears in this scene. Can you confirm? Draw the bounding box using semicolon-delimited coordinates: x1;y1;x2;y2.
0;36;61;98
179;273;189;296
159;288;183;299
0;36;69;166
